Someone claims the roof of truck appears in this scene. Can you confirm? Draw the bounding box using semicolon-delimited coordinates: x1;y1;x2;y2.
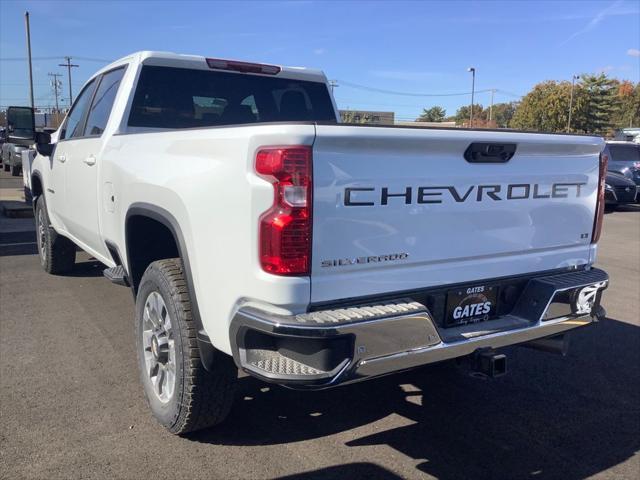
95;51;328;83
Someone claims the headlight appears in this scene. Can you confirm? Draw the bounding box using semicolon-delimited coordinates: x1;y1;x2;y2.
605;184;613;190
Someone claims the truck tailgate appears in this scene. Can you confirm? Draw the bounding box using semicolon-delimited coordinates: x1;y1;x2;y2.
311;125;603;303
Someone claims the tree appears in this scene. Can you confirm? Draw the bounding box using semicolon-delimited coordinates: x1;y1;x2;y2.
417;106;446;122
577;73;620;135
454;104;485;126
511;74;627;134
611;81;640;129
490;102;518;128
511;81;581;132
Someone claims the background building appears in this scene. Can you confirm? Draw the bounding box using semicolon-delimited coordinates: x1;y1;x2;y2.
339;110;394;125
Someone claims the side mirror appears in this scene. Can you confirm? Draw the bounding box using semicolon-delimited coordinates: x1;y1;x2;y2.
35;131;54;157
6;106;35;146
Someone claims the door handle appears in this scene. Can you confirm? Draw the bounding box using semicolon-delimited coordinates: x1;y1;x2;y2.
57;154;66;163
464;143;517;163
84;155;96;166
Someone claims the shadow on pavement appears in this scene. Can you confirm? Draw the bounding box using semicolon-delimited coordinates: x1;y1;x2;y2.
191;318;640;480
66;258;106;278
269;463;403;480
606;204;640;214
0;230;37;256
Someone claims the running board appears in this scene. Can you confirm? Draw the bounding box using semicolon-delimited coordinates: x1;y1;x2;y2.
103;265;130;287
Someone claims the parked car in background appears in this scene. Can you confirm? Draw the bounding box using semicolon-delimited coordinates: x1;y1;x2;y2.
4;143;27;176
1;141;12;168
3;107;35;176
0;127;7;164
605;141;640;190
604;171;638;208
613;128;640;143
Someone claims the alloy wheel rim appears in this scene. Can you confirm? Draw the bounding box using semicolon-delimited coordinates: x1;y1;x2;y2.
142;291;176;403
37;209;46;262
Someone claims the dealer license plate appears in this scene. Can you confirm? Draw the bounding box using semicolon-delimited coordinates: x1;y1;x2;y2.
445;284;498;327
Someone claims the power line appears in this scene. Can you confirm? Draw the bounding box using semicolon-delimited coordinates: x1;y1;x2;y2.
0;56;65;61
72;56;112;63
338;79;493;97
0;55;112;62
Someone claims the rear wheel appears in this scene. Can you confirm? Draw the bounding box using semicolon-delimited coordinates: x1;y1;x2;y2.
3;163;9;172
35;196;76;274
135;259;237;434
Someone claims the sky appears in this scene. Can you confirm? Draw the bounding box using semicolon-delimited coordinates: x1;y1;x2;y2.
1;0;639;121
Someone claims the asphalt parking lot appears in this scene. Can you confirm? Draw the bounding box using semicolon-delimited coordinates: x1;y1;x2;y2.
1;169;639;480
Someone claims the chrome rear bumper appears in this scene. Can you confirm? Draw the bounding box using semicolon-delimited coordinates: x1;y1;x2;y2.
229;268;608;388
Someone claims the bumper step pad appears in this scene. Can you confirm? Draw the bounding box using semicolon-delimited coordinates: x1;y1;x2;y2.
296;299;425;325
248;349;325;376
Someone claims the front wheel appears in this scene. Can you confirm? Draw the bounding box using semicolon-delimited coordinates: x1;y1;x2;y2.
135;259;237;434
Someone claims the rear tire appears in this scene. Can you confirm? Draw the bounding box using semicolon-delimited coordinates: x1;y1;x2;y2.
3;163;9;172
135;258;237;435
35;196;76;274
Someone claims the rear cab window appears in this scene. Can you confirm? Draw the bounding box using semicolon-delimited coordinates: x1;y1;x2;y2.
84;67;126;137
60;79;97;140
127;65;336;129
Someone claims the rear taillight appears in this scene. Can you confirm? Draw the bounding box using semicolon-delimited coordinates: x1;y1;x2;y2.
591;152;608;244
256;146;312;275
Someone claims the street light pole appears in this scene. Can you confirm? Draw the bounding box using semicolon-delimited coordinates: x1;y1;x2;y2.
24;11;35;110
467;67;476;128
59;56;79;106
567;74;579;132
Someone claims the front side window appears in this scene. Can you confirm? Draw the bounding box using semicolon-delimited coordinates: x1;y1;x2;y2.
61;79;97;140
84;67;126;137
128;65;336;129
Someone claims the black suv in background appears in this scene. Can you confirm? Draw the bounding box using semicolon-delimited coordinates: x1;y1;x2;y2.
605;141;640;191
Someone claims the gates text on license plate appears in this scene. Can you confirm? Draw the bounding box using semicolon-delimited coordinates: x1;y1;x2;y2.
445;285;498;327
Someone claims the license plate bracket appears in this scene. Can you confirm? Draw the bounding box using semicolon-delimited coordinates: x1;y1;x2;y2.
445;284;498;327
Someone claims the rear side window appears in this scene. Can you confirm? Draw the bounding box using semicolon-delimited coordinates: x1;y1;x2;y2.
84;67;126;137
609;144;640;162
61;79;97;140
128;65;336;129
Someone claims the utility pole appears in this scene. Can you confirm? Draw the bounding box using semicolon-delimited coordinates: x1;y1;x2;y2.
567;74;579;132
467;67;476;128
25;11;35;109
488;89;496;124
48;73;63;123
329;79;338;94
59;56;79;106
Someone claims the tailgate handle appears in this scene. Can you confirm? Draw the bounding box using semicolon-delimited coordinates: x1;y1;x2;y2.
464;142;517;163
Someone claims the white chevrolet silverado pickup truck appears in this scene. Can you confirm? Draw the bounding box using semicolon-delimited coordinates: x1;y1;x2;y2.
12;51;609;435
